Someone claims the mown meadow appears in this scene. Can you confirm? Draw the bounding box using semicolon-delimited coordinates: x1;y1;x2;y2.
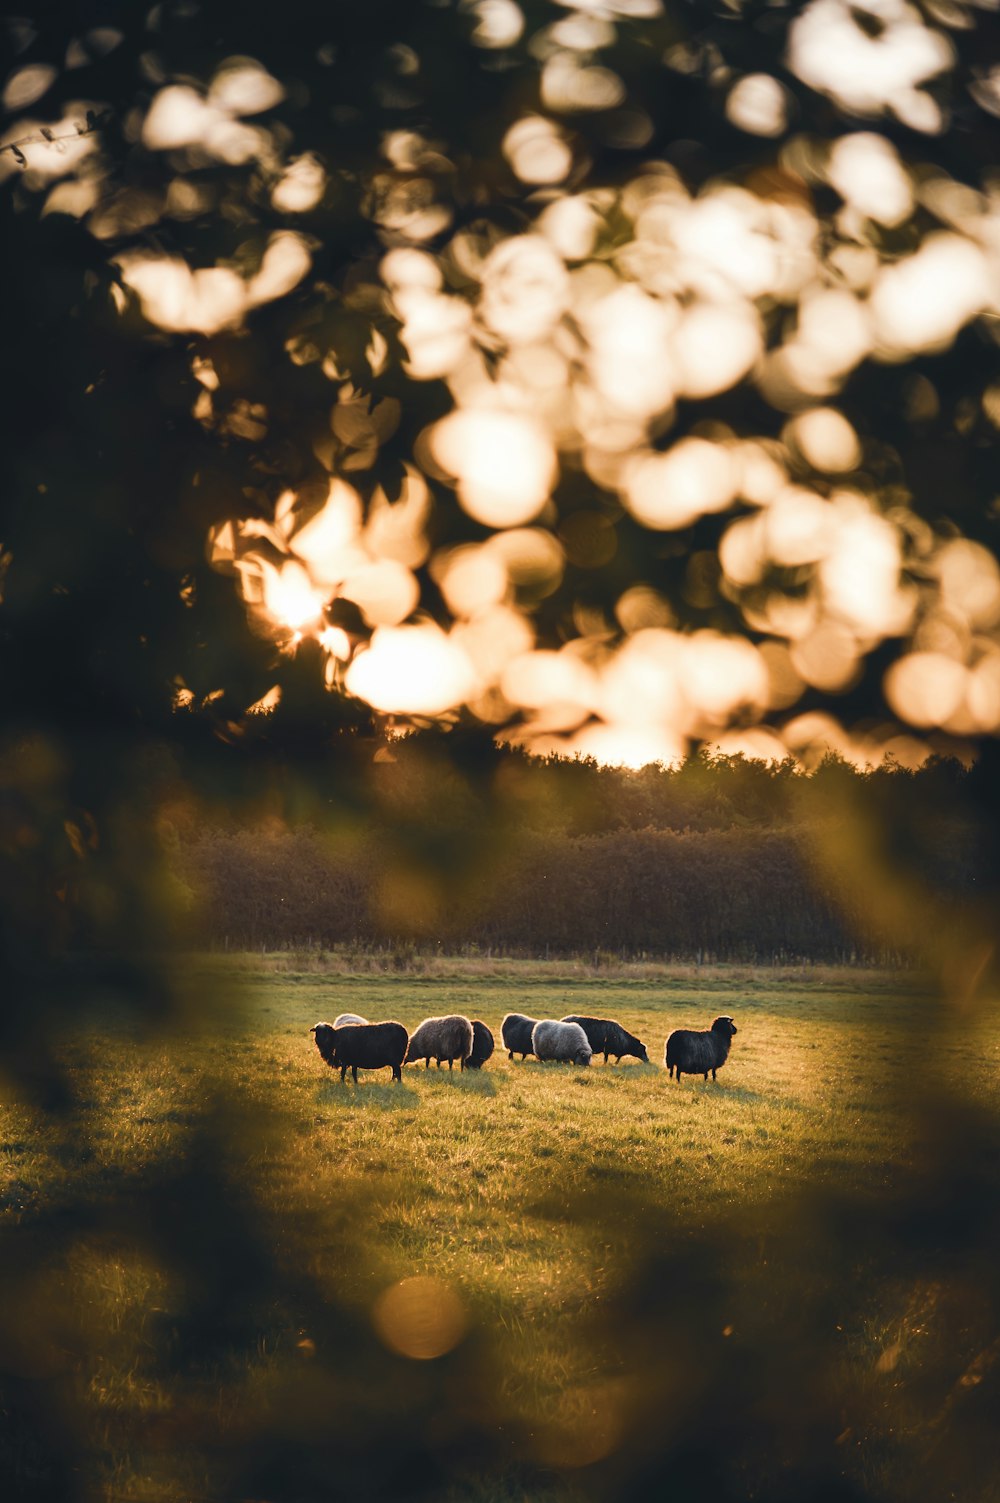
4;957;999;1502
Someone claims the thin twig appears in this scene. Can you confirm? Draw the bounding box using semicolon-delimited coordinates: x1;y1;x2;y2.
1;110;109;166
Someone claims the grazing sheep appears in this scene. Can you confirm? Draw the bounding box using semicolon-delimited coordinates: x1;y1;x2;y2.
532;1019;592;1067
333;1012;368;1029
466;1020;494;1070
310;1021;409;1084
405;1015;474;1071
561;1015;649;1065
665;1016;738;1083
501;1013;538;1061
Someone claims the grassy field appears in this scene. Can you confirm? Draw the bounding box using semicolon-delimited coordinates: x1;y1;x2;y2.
3;958;999;1501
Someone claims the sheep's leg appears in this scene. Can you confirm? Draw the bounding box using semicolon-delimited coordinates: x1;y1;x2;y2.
352;1065;359;1084
425;1058;430;1069
448;1057;454;1070
340;1064;348;1083
604;1052;609;1064
712;1069;718;1081
392;1064;402;1082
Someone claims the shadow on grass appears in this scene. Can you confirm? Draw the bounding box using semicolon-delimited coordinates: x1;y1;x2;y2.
317;1078;419;1110
404;1067;500;1095
709;1084;770;1105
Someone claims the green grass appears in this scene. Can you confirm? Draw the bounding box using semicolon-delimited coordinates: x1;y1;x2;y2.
3;959;998;1501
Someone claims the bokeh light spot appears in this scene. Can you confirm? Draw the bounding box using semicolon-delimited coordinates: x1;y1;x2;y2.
430;409;557;528
371;1276;467;1361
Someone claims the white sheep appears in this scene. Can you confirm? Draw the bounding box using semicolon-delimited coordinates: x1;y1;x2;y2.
531;1019;592;1067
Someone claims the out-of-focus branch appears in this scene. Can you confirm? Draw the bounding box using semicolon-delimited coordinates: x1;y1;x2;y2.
1;111;109;166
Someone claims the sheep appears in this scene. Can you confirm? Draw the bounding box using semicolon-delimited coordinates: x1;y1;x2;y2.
310;1020;409;1084
532;1019;592;1067
561;1015;649;1065
466;1020;494;1070
664;1016;738;1083
310;1016;369;1070
501;1013;538;1061
405;1015;474;1071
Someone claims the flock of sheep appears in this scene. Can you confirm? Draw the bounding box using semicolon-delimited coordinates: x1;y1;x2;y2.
309;1011;739;1084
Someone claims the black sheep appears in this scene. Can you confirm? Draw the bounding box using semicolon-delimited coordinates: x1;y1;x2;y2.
665;1016;738;1082
501;1013;537;1060
561;1015;649;1064
466;1020;494;1070
310;1021;409;1084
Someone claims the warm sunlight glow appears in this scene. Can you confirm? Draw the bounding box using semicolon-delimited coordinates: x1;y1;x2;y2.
678;632;770;723
345;625;478;715
788;0;953;128
870;234;989;356
820;503;910;636
208;59;285;116
579;285;677;419
884;651;968;726
287;480;366;590
465;0;525;49
479;235;570;345
672;302;762;398
271;154;326;213
764;487;832;566
260;561;328;633
503;116;573;184
787;408;861;473
116;232;310;335
936;540;1000;629
434;545;509;618
827;133;913;226
341;559;419;626
566;721;685;769
726;74;789;137
501;649;597;717
623;439;738;531
430;409;557;527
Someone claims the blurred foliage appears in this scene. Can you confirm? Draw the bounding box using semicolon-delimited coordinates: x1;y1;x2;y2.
3;1;1000;1500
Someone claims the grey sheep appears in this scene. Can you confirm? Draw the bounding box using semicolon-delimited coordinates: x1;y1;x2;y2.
310;1020;409;1084
665;1016;738;1083
405;1015;474;1070
333;1012;368;1028
561;1015;649;1065
501;1013;538;1060
466;1020;494;1070
532;1019;592;1067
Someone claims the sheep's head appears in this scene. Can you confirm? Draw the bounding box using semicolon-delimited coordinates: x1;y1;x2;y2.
634;1040;650;1062
310;1022;339;1066
575;1047;593;1067
712;1016;738;1037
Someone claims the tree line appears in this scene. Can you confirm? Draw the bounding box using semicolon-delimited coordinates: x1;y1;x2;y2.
171;747;985;963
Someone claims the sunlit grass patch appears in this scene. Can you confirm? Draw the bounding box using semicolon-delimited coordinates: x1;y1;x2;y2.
5;958;997;1502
